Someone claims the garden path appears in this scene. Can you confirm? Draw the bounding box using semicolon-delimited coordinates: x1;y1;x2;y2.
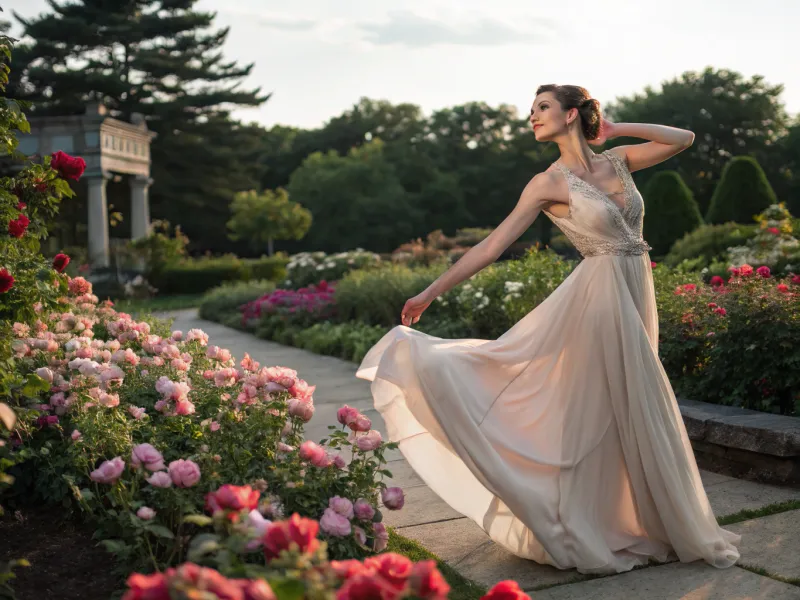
167;309;800;599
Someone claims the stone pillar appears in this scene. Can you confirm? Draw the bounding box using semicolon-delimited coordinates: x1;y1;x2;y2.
87;172;111;267
130;175;152;240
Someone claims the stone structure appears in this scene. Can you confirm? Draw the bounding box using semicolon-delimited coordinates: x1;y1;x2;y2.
18;103;157;267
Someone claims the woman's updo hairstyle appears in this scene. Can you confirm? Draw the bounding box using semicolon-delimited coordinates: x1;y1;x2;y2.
535;84;602;141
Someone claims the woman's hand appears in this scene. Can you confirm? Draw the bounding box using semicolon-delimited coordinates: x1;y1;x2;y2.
588;118;616;146
401;290;435;327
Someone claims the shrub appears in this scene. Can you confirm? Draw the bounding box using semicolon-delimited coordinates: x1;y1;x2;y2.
242;281;337;330
243;253;289;282
641;171;703;257
284;250;382;289
656;264;800;414
664;222;758;269
726;203;800;274
152;255;250;296
126;219;190;281
705;156;778;225
198;280;276;325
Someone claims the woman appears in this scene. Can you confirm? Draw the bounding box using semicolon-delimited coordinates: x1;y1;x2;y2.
355;84;741;574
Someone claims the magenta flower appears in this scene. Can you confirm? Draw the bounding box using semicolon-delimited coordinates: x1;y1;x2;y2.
90;457;125;484
131;443;166;472
381;487;405;510
329;496;354;519
320;508;352;536
147;471;173;488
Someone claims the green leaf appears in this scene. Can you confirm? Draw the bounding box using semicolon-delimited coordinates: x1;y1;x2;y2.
269;578;305;600
145;524;175;539
183;514;213;527
98;539;128;555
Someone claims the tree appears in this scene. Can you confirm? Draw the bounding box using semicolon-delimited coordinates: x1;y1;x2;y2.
604;67;790;215
287;139;421;253
8;0;269;254
641;171;703;256
705;156;778;225
226;188;311;256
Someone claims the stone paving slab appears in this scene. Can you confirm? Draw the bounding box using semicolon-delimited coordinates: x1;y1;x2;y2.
706;478;800;517
727;510;800;580
532;562;800;599
381;485;463;528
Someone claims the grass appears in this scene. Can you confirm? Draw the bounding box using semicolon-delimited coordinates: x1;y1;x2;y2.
717;499;800;526
387;528;488;600
737;564;800;587
112;294;205;315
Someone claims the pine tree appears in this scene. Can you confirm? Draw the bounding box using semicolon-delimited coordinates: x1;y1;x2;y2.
705;156;778;225
9;0;269;253
641;171;703;256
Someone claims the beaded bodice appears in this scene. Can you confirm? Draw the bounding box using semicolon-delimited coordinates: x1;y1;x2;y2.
544;150;652;259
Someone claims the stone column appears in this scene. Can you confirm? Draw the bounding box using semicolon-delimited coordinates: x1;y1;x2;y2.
87;172;111;268
130;175;152;240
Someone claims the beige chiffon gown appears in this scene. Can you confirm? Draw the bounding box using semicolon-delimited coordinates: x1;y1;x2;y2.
355;149;741;574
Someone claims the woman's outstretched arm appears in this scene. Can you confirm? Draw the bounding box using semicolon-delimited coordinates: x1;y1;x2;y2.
400;173;551;326
604;121;695;173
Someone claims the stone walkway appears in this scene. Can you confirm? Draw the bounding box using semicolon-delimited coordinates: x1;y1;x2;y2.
167;309;800;600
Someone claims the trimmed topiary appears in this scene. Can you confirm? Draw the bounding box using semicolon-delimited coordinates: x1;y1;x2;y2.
705;156;778;224
642;171;704;257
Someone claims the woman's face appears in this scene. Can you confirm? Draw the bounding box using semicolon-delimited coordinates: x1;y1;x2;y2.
529;91;569;142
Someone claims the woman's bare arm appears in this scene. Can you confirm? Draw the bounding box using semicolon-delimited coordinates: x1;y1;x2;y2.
423;173;551;300
607;122;695;173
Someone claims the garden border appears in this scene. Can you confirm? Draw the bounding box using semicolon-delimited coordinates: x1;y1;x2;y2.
678;398;800;486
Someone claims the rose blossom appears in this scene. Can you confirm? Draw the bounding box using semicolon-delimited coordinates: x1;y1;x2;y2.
373;522;389;552
410;560;450;599
320;508;352;536
337;405;359;427
756;265;771;278
329;496;354;519
351;414;371;432
136;506;156;520
52;253;71;273
262;513;321;561
355;430;382;452
298;440;326;464
131;443;166;472
382;487;405;510
353;526;367;546
123;572;169;600
128;406;147;420
90;457;125;484
354;499;375;521
205;484;261;517
35;367;54;383
147;471;173;488
482;580;531;600
168;459;201;487
51;150;86;180
71;430;82;441
287;398;314;422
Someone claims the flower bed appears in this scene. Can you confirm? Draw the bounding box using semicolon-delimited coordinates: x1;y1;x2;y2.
6;277;408;581
284;250;381;289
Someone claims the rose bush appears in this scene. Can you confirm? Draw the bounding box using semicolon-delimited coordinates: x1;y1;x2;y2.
283;250;381;289
4;279;405;578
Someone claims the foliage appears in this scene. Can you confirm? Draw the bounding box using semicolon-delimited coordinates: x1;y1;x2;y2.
126;220;190;282
391;228;486;267
656;265;800;414
151;256;251;297
705;156;778;225
227;189;312;256
198;280;277;326
664;222;758;269
641;171;704;257
243;282;337;332
284;250;382;289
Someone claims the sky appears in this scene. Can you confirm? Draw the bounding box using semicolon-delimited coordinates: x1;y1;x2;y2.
5;0;798;130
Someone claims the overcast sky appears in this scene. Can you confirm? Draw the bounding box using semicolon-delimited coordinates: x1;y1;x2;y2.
5;0;798;130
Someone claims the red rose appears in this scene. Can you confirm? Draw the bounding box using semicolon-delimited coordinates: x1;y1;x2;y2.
409;560;450;599
0;268;14;293
336;573;399;600
330;559;370;580
205;484;260;520
714;307;727;316
481;580;531;600
792;275;800;285
238;579;276;600
262;513;321;561
739;264;754;277
50;150;86;181
709;275;724;287
363;553;413;591
53;253;71;273
756;265;771;278
777;283;789;293
650;261;656;268
122;572;170;600
17;202;26;211
8;214;30;238
767;227;780;235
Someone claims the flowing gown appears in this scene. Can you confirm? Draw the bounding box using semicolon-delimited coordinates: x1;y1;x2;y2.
355;149;741;574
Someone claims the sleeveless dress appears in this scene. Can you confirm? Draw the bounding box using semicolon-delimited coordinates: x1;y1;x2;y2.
355;149;741;574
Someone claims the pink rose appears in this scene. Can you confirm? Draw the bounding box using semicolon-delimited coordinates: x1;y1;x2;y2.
287;398;314;422
298;441;326;465
354;499;375;521
277;442;294;454
131;443;166;472
35;367;54;383
128;406;146;420
90;457;125;484
136;506;156;520
740;264;754;277
333;454;346;469
373;522;389;552
337;405;359;427
175;399;196;416
355;430;382;452
71;429;82;441
329;496;354;519
99;392;120;407
320;508;352;537
353;526;367;546
381;487;405;510
756;265;771;278
147;471;173;488
169;459;201;487
351;414;371;432
210;421;220;432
